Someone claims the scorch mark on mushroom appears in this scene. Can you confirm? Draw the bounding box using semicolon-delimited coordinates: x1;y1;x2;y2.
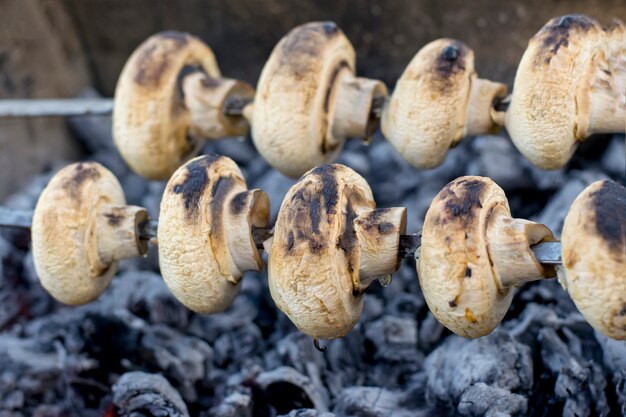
171;154;222;219
537;14;595;65
435;42;467;78
591;180;626;255
134;32;190;87
63;162;101;200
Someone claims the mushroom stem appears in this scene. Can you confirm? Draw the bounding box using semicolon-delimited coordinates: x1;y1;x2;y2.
485;205;556;290
224;189;270;274
466;78;508;134
330;68;388;143
181;72;255;139
355;207;407;289
585;62;626;136
95;204;149;267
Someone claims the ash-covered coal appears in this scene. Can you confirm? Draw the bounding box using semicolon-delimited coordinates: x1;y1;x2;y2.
0;113;624;416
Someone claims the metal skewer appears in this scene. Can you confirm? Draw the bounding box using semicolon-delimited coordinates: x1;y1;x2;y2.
0;94;513;120
0;97;254;118
0;205;563;264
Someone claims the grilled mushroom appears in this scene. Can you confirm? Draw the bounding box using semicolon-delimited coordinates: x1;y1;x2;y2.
266;164;406;339
560;180;626;340
382;39;507;169
113;31;254;179
506;15;625;169
158;154;269;313
32;162;148;304
418;176;554;338
252;22;387;178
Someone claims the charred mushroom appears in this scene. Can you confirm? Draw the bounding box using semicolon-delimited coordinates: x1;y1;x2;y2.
252;22;387;178
32;162;148;304
382;39;507;169
560;180;626;340
158;154;270;313
266;164;406;339
417;176;555;338
113;31;254;179
506;15;625;169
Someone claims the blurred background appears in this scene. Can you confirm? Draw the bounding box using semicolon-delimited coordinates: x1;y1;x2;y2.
1;0;625;199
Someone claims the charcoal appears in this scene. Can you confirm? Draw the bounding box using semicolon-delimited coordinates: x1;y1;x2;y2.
254;366;330;415
211;321;264;368
204;391;253;417
332;386;424;417
0;333;96;414
457;382;528;416
324;331;367;395
253;169;297;221
594;333;626;414
535;170;609;233
537;328;611;416
469;135;529;190
97;271;190;329
278;410;335;417
213;137;259;166
188;295;259;343
139;325;213;402
360;294;384;323
141;181;167;218
424;331;533;410
89;150;131;179
2;171;54;211
383;292;423;319
337;149;370;176
112;371;189;417
615;370;626;417
364;315;418;362
601;135;626;178
417;312;445;352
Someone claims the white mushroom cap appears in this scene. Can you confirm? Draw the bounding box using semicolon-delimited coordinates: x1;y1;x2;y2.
382;39;507;169
158;154;269;314
267;164;406;339
506;15;625;169
559;180;626;340
418;176;554;338
114;31;230;180
252;22;386;178
32;162;147;304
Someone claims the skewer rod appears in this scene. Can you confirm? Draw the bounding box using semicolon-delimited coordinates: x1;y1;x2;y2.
0;206;564;264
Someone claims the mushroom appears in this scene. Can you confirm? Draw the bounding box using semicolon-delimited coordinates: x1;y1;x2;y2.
382;39;507;169
252;22;387;178
158;154;269;313
417;176;555;338
559;180;626;340
31;162;148;305
113;31;254;180
266;164;406;340
505;15;626;169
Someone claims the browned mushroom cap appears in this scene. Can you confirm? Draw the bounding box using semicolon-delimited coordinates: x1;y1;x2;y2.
506;15;625;169
418;176;554;338
113;31;254;180
382;39;507;169
32;162;148;305
560;180;626;340
267;164;406;339
252;22;387;178
158;154;269;313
